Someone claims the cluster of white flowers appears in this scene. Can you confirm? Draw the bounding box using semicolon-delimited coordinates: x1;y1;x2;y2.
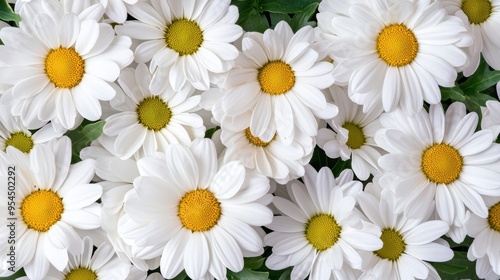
1;0;500;279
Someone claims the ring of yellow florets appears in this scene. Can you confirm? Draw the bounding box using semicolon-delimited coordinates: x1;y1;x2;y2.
165;19;204;56
178;189;221;232
45;47;85;89
421;143;463;184
21;189;63;232
376;24;419;67
305;213;342;251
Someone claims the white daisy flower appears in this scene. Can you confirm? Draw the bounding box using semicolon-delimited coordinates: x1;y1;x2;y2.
320;0;471;114
0;137;102;280
466;195;500;275
0;0;133;130
220;111;315;184
317;85;384;181
115;0;242;92
375;102;500;243
442;0;500;75
118;139;273;279
0;104;63;153
265;166;382;280
44;236;131;280
221;21;337;144
80;134;161;272
103;63;205;160
357;188;453;280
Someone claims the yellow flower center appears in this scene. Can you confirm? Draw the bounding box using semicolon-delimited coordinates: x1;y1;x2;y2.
21;190;63;232
136;96;172;131
165;19;204;56
258;61;296;95
488;202;500;232
4;132;34;153
376;24;419;67
421;143;463;184
45;47;85;89
65;267;98;280
244;127;275;147
305;213;342;251
178;189;221;232
461;0;493;24
375;228;406;261
343;122;365;149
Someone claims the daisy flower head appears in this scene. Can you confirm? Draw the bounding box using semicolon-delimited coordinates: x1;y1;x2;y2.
320;0;471;115
357;188;453;280
222;20;337;144
0;137;102;280
442;0;500;75
375;102;500;243
317;85;384;181
0;104;63;154
0;0;133;131
466;195;500;275
265;166;382;280
103;63;205;160
45;236;131;280
220;111;315;184
115;0;242;92
118;138;273;279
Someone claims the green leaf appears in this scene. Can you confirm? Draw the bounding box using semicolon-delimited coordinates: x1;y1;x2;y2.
227;268;269;280
441;85;466;102
460;57;500;95
431;251;480;280
205;126;220;139
289;2;319;32
170;270;188;280
260;0;320;14
231;0;269;32
0;268;26;279
270;13;291;29
0;0;21;23
65;120;105;163
243;256;265;270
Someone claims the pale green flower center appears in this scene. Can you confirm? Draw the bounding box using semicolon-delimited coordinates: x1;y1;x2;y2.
376;24;418;67
343;122;365;149
165;19;204;56
5;131;34;153
136;96;172;131
461;0;493;24
65;267;98;280
375;228;406;261
305;213;342;251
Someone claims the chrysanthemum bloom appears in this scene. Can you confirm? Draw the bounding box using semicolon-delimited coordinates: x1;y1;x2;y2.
115;0;242;92
80;134;160;272
317;85;384;181
319;0;471;114
103;63;205;160
0;1;133;131
357;188;453;279
118;139;273;279
442;0;500;75
375;102;500;243
265;166;382;280
222;21;336;144
0;137;102;280
466;195;500;275
220;112;315;184
42;236;131;280
0;104;63;153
